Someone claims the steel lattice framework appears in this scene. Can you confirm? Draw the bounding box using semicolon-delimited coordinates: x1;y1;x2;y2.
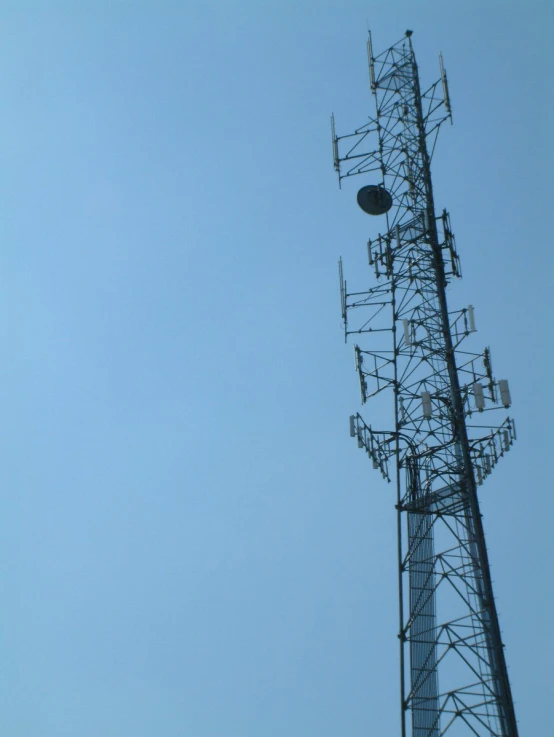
331;31;519;737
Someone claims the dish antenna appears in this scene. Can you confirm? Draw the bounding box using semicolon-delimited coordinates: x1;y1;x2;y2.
356;184;393;215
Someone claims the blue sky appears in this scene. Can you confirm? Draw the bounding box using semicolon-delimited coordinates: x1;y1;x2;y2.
0;2;551;735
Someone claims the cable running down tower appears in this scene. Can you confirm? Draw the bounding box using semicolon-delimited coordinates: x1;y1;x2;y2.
331;30;518;737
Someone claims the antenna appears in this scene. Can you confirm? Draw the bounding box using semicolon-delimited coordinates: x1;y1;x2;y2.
330;114;340;176
357;184;393;215
367;32;376;91
439;52;452;118
331;30;519;737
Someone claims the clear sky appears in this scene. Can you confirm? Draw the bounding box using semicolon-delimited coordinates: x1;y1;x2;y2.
0;2;552;736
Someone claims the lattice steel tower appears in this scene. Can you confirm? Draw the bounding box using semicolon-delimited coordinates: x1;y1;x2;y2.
331;31;518;737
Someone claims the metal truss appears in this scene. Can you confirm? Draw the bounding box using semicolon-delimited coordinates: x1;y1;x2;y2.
332;31;518;737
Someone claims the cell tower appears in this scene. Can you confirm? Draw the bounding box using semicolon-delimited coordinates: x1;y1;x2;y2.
331;31;518;737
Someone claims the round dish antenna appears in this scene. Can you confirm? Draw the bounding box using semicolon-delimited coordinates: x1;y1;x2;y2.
357;185;393;216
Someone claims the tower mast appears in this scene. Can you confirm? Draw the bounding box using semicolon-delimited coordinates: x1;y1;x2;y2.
332;31;518;737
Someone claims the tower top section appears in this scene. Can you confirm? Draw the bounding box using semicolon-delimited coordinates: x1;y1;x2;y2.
331;30;452;234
